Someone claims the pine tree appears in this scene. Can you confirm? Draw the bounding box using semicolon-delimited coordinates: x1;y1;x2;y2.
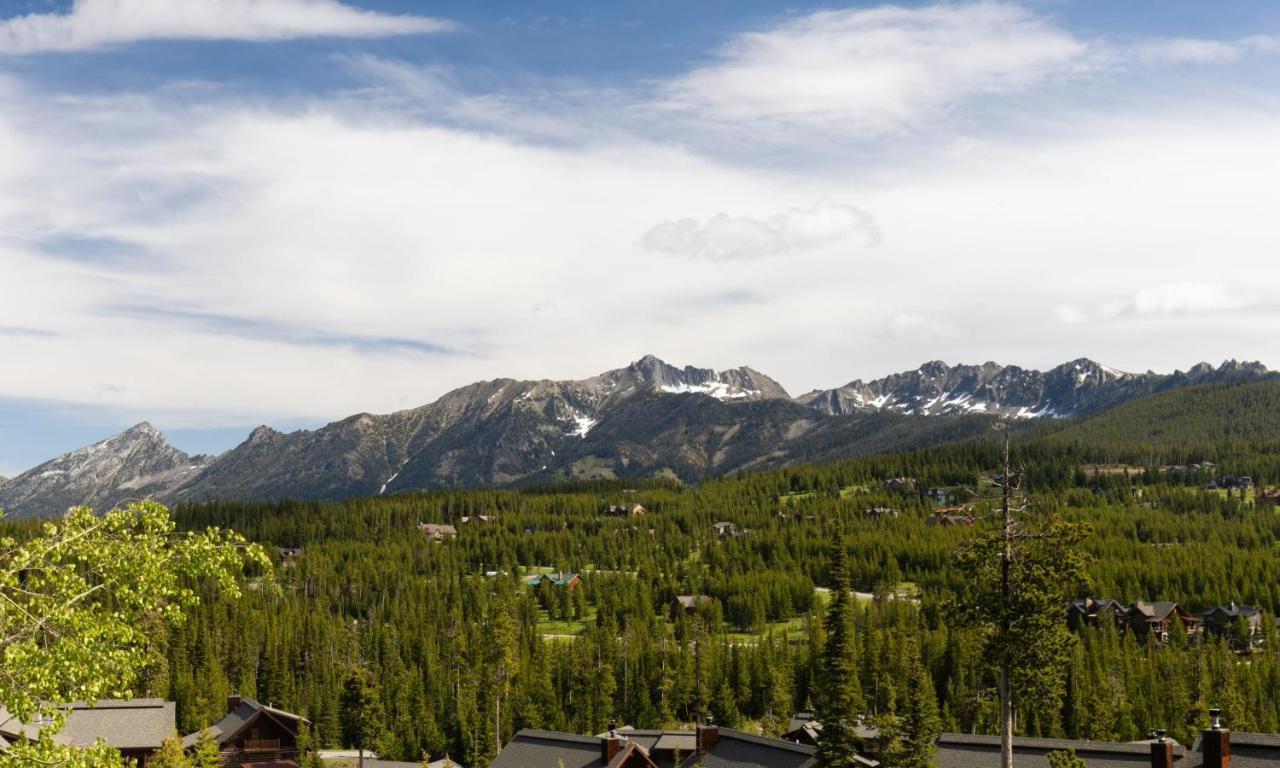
151;733;192;768
192;727;222;768
816;528;865;768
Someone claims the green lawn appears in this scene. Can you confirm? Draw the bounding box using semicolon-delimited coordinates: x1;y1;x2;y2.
536;605;596;637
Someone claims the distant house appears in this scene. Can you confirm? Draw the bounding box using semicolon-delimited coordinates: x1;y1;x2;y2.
862;507;899;520
881;477;918;494
712;521;739;540
923;487;952;506
1125;601;1200;641
603;504;646;518
782;712;879;758
417;523;458;541
0;699;175;767
926;507;974;527
182;695;308;768
277;547;303;567
1257;489;1280;505
1200;602;1264;648
673;595;715;614
1207;475;1253;490
460;515;493;525
1066;597;1128;630
525;571;582;591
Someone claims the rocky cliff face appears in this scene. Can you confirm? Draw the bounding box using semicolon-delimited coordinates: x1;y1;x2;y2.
0;423;210;518
1;356;1271;518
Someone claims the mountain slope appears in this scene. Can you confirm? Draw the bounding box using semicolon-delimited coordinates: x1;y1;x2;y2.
171;356;793;506
1042;379;1280;454
798;358;1271;418
2;356;1274;518
0;423;210;519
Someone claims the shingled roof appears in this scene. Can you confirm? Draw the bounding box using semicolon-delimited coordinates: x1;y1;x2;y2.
935;733;1187;768
1191;731;1280;768
0;699;175;751
678;728;817;768
488;729;654;768
491;726;816;768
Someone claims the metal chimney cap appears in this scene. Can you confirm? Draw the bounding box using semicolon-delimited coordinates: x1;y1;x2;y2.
704;715;715;726
1209;708;1223;729
1156;729;1167;743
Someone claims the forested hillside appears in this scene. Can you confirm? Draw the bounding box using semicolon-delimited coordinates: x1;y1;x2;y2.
1042;380;1280;462
52;436;1273;768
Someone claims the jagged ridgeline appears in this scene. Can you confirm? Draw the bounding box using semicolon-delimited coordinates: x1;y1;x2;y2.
151;432;1280;765
0;356;1272;518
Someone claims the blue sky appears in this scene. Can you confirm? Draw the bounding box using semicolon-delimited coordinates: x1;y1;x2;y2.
2;0;1280;475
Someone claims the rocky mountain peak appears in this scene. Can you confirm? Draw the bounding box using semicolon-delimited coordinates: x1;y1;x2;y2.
0;422;206;520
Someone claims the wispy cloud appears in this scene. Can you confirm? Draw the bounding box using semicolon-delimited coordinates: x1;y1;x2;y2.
640;199;880;262
657;2;1090;138
1128;35;1280;66
105;306;463;356
0;0;453;55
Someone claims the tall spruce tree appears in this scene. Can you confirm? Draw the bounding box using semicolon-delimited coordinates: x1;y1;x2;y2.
816;528;865;768
954;430;1090;768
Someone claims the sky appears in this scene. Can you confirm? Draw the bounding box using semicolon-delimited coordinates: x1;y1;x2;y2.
2;0;1280;474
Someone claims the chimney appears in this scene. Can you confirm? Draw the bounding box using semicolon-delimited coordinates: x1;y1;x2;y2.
1202;709;1231;768
696;716;720;756
601;720;621;765
1150;729;1174;768
227;695;242;714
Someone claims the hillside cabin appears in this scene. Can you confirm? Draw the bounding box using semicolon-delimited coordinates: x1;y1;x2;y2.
881;477;918;494
1125;601;1200;642
926;507;974;527
862;507;899;520
603;504;646;518
1066;597;1128;630
0;699;175;767
1206;475;1253;490
182;696;308;768
712;521;739;540
278;547;303;567
525;571;582;591
923;487;952;506
1258;489;1280;505
673;595;715;614
417;523;458;541
1200;602;1264;648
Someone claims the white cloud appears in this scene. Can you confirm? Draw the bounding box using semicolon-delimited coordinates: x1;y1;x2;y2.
4;5;1280;430
1055;282;1260;324
0;0;452;54
658;2;1089;137
639;199;880;261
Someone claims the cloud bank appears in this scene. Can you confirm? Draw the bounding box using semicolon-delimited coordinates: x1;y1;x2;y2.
0;0;452;54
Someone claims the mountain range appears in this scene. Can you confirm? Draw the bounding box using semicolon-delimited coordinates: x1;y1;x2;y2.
0;355;1272;519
